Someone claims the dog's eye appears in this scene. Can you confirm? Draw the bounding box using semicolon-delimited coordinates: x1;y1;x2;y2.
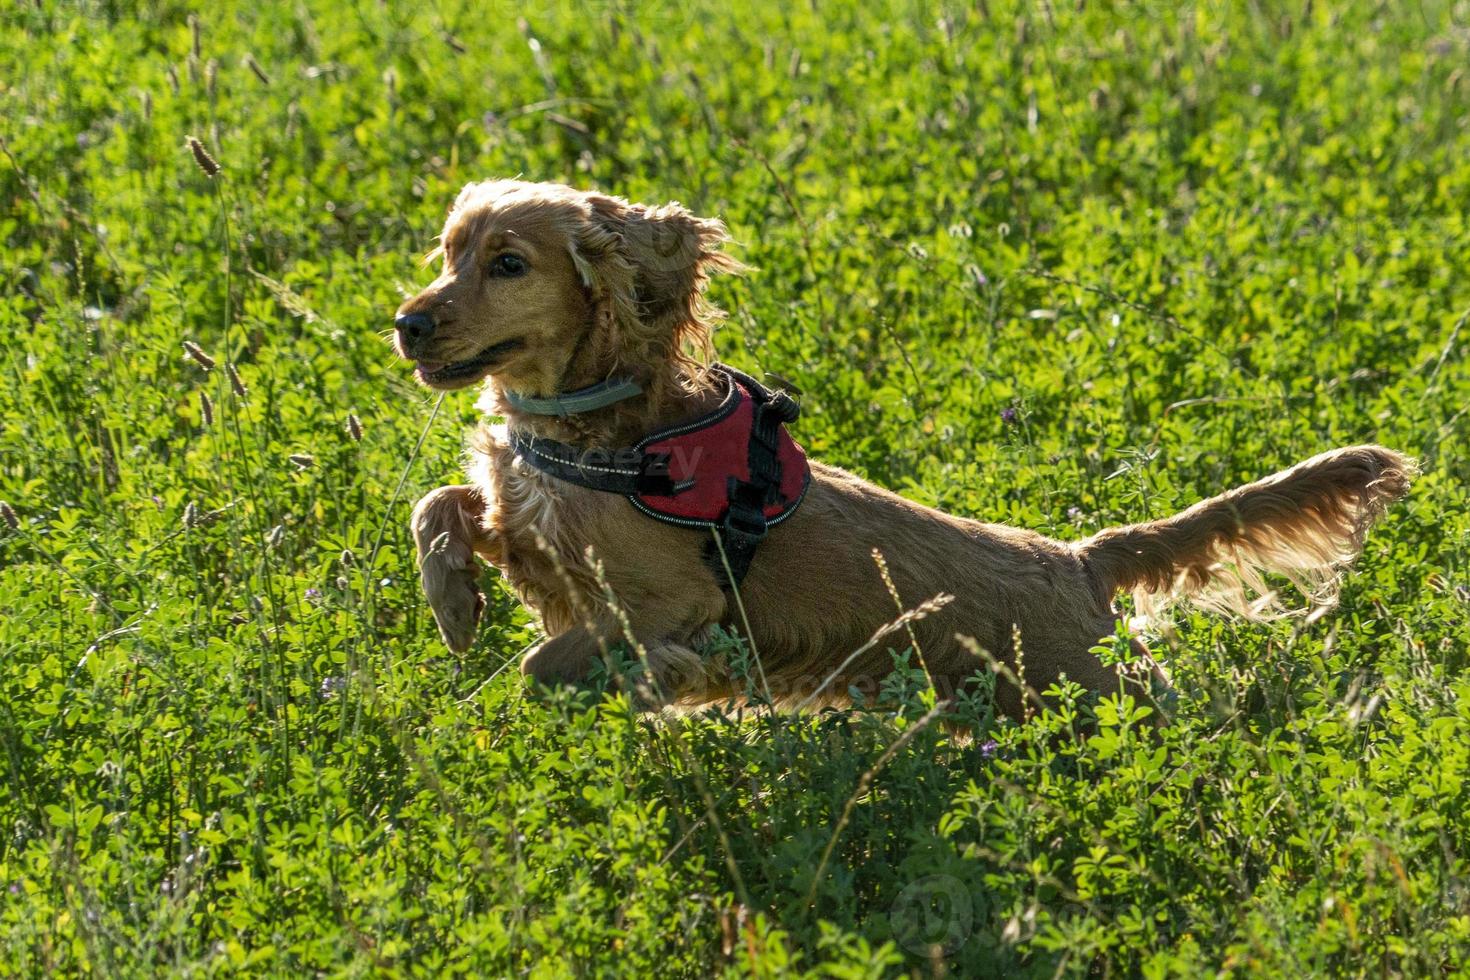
488;253;527;277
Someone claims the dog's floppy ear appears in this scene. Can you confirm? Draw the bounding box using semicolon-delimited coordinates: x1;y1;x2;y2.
571;192;743;364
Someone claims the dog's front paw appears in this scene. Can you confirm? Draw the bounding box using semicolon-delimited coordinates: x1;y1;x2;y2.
420;530;485;653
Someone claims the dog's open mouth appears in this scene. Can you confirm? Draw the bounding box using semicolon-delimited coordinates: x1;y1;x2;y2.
415;338;524;386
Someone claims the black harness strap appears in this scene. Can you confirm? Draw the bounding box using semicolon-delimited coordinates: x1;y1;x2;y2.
508;435;685;498
708;366;800;589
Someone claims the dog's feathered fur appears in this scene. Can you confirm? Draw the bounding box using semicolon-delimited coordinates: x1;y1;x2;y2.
398;180;1414;717
1084;446;1412;622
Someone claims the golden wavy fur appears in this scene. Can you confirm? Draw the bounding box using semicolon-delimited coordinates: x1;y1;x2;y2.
397;179;1414;718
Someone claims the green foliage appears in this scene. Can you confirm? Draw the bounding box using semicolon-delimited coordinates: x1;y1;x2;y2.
3;0;1470;974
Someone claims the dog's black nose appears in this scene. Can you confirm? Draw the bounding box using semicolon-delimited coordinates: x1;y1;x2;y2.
395;312;436;345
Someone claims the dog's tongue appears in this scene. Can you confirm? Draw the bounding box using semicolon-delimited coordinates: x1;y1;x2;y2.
415;360;445;374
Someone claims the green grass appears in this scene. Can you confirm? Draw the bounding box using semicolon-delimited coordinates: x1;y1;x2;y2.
3;0;1470;974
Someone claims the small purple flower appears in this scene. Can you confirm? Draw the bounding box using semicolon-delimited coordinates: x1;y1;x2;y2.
7;882;19;896
320;676;346;699
979;739;998;759
304;587;322;604
1000;407;1018;425
1067;506;1083;521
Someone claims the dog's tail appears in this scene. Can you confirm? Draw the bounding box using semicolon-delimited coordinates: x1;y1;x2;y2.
1077;445;1415;620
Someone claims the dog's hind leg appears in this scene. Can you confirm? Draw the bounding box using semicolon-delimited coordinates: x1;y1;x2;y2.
411;484;501;652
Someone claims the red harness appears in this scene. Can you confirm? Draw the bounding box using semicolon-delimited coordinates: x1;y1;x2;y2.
510;365;810;586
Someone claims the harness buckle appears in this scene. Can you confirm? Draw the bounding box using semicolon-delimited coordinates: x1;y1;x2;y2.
710;483;770;590
724;498;769;539
633;451;681;497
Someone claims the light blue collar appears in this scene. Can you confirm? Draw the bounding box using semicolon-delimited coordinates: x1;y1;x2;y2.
501;376;644;417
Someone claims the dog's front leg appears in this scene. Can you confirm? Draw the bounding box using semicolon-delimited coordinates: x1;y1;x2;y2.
522;624;708;709
411;484;499;652
520;626;602;687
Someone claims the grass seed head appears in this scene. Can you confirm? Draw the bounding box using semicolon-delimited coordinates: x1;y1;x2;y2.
226;362;247;397
288;453;314;470
0;501;18;531
182;501;198;530
345;413;362;442
182;340;215;370
186;136;220;177
199;390;214;426
245;53;271;85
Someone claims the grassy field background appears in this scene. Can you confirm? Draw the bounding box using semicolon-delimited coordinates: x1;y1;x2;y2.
3;0;1470;975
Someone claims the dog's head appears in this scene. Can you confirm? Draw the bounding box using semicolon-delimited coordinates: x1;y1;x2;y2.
394;179;741;393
